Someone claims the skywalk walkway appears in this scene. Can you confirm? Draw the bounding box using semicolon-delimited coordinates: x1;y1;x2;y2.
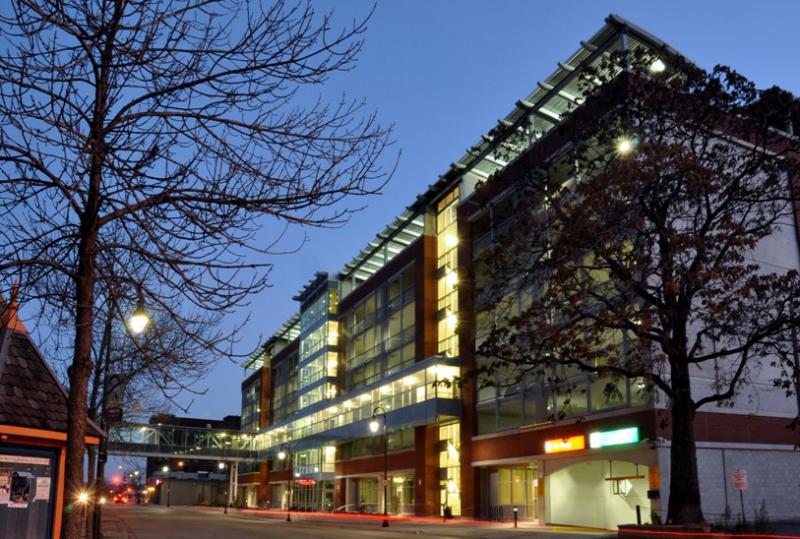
107;423;259;462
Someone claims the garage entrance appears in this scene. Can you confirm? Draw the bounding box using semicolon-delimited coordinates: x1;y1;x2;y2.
547;460;650;529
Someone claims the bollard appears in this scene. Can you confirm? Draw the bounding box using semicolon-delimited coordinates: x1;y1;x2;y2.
224;501;228;515
513;506;518;528
636;505;641;525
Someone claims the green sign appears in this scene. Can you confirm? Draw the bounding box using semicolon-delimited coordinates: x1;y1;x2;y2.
589;427;639;448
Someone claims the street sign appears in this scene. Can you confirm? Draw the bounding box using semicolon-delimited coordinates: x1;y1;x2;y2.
733;469;748;491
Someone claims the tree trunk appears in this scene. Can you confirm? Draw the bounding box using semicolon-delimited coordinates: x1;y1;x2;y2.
62;268;96;539
63;197;101;538
666;361;705;524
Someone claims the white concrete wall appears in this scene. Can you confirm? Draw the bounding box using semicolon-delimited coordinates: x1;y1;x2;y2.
652;212;800;420
546;459;651;529
656;444;800;524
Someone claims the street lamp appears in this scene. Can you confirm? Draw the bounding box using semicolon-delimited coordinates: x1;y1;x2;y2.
217;462;229;514
278;445;293;522
370;406;389;528
91;301;151;539
162;465;171;507
129;299;150;334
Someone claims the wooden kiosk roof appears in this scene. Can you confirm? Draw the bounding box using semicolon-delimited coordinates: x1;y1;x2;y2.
0;289;103;441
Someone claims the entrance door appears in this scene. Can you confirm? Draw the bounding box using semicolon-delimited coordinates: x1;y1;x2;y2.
388;475;415;515
495;467;537;519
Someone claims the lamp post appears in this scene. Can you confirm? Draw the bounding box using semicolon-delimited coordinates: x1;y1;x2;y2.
277;445;293;522
162;465;171;507
91;302;151;539
219;462;228;514
369;406;389;528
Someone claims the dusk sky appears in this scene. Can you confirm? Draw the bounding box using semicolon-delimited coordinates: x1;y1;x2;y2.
169;0;800;420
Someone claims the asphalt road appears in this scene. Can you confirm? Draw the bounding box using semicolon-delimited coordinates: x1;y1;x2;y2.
103;505;616;539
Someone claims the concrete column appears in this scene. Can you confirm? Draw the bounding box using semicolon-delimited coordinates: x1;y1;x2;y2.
228;462;238;505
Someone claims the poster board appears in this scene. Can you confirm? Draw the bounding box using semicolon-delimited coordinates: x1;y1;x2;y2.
0;445;57;539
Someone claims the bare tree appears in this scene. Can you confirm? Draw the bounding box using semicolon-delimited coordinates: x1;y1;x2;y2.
82;283;221;539
0;1;393;537
475;53;800;524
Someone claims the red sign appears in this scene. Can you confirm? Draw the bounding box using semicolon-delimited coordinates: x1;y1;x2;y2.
295;478;316;487
732;469;748;491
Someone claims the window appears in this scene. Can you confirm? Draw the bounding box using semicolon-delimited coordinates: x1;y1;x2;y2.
342;263;417;391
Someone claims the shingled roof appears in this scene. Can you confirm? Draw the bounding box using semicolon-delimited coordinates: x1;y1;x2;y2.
0;291;103;438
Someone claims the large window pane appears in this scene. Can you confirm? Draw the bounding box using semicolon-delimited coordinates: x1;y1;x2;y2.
497;396;521;431
477;404;496;435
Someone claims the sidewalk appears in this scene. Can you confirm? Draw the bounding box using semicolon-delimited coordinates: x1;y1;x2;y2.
224;506;614;535
99;509;134;539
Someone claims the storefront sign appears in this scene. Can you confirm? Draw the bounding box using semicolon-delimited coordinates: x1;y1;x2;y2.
588;427;639;449
295;478;316;487
544;435;585;454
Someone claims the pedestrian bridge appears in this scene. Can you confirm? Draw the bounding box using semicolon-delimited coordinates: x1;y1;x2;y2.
107;423;260;462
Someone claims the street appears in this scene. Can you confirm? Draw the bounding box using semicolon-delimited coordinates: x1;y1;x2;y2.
102;505;616;539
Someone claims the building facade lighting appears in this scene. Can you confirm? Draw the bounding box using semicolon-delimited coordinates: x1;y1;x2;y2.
544;435;586;454
588;427;640;449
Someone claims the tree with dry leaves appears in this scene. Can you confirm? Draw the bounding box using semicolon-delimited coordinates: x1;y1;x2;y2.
475;54;800;524
0;1;392;537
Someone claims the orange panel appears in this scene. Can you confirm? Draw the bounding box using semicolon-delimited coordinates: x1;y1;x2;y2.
544;435;586;454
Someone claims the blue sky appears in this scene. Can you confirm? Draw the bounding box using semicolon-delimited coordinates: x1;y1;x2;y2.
174;0;800;419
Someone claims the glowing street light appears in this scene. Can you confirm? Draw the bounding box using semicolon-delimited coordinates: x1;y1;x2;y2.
128;301;150;334
369;417;380;434
77;491;90;504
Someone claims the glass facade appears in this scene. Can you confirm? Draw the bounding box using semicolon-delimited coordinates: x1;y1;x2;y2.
436;188;460;357
298;285;339;409
338;427;415;459
438;422;461;516
472;186;650;436
343;264;416;391
253;361;459;452
241;370;262;433
270;348;299;424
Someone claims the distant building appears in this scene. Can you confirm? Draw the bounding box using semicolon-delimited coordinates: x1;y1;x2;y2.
0;288;103;538
146;414;240;506
235;14;800;528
